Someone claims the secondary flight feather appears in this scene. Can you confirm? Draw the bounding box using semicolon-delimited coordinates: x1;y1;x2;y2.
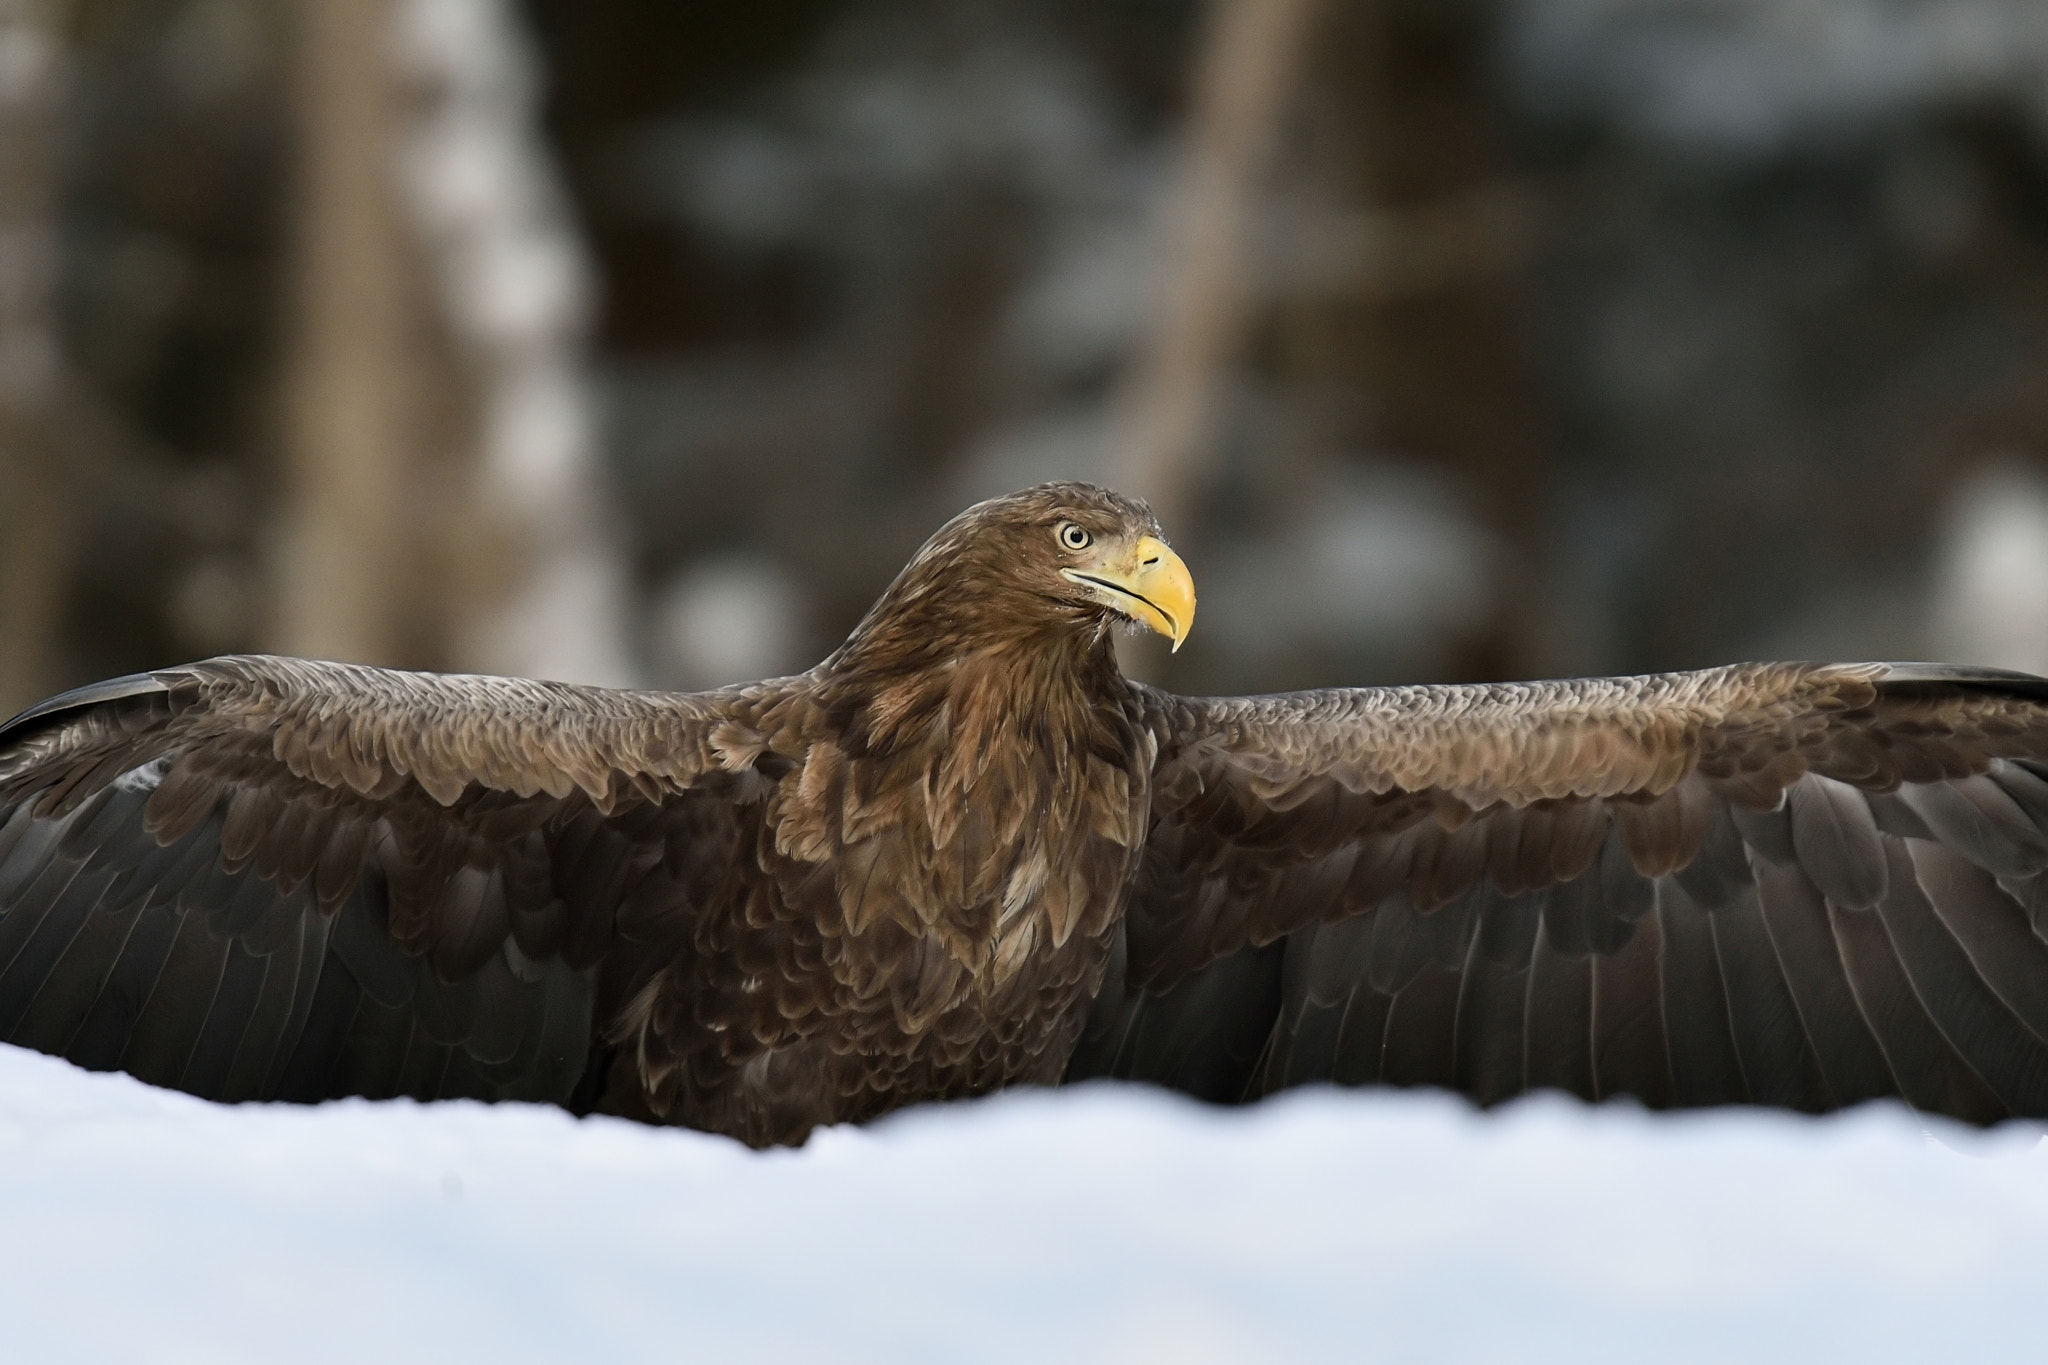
5;482;2048;1143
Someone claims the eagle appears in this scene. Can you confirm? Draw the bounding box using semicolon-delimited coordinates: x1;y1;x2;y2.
5;481;2048;1145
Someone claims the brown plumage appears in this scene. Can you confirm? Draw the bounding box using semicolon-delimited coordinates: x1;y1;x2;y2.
9;482;2048;1143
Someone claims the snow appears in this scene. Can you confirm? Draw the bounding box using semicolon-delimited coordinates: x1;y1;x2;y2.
1505;0;2048;153
1;1045;2044;1363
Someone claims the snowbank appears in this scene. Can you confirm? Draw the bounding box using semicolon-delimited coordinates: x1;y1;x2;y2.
0;1043;2041;1363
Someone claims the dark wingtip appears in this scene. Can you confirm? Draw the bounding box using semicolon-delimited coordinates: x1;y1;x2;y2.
0;673;171;747
1870;662;2048;701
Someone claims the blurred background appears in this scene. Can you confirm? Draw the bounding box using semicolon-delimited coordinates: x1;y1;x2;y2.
6;0;2048;715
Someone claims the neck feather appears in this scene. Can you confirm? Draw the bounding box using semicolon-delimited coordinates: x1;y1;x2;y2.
821;606;1121;760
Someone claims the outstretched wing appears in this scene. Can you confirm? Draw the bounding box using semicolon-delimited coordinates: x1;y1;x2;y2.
1073;662;2048;1124
0;655;754;1110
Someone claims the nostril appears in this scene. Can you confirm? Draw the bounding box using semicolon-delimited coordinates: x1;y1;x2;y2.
1142;556;1159;566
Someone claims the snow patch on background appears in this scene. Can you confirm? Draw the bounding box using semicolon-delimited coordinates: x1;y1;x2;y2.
1934;457;2048;676
2;1044;2045;1363
1507;0;2048;152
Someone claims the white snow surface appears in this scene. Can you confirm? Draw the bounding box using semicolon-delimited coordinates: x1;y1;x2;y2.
2;1044;2044;1363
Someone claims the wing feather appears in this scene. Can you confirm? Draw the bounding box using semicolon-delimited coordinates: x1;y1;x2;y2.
1100;661;2048;1124
180;942;272;1096
1522;922;1595;1098
1750;859;1897;1106
0;653;778;1116
249;910;334;1099
1831;894;2006;1122
1787;775;1887;910
1914;845;2048;1045
1289;915;1382;1086
1706;882;1831;1111
1379;963;1463;1090
1451;933;1532;1104
1872;840;2048;1112
121;902;233;1090
0;861;109;1039
1653;879;1748;1106
8;870;148;1055
1588;907;1672;1106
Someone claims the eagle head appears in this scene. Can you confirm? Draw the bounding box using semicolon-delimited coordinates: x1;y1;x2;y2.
850;483;1196;666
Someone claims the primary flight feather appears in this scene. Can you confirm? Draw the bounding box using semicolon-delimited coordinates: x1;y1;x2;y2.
5;481;2048;1143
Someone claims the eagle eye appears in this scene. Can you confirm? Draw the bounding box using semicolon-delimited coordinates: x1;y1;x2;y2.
1056;522;1093;552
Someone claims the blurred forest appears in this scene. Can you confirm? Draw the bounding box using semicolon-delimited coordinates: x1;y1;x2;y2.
6;0;2048;718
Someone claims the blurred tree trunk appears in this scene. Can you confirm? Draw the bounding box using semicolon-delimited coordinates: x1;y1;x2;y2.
0;0;69;716
1108;0;1552;686
1107;0;1323;535
274;0;454;667
392;0;636;688
275;0;632;685
1306;0;1557;682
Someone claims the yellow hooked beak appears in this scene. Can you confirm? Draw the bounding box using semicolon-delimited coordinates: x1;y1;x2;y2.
1060;535;1196;651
